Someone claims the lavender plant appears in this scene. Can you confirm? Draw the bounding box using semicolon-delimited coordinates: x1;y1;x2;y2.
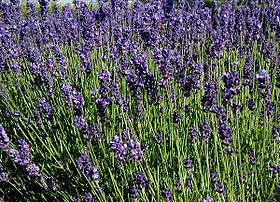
0;0;279;201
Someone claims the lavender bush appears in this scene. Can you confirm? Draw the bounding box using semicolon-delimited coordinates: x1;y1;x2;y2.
0;0;280;201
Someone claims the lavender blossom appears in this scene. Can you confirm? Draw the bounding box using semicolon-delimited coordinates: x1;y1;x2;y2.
272;127;279;140
243;55;254;86
186;177;193;190
189;126;198;144
183;158;193;173
269;165;280;174
218;122;233;147
256;70;271;99
130;185;139;199
246;97;256;113
96;99;110;122
172;111;180;124
61;84;73;108
210;172;217;183
0;164;9;183
32;108;42;125
110;135;127;163
215;181;226;195
201;82;218;112
175;181;182;193
47;177;57;192
37;97;53;120
248;148;257;165
133;173;150;189
84;192;94;202
74;117;87;134
222;72;240;88
155;131;163;145
25;163;40;177
0;125;9;149
39;0;50;19
8;140;41;177
87;123;101;141
215;106;227;121
221;72;240;106
16;139;31;166
72;90;85;116
0;171;9;183
72;195;81;202
128;139;143;162
161;188;173;202
202;196;213;202
200;122;212;140
76;152;100;181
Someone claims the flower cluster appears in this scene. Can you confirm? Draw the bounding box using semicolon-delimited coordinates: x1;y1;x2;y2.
110;135;143;164
0;0;279;201
129;172;150;199
75;151;100;181
0;125;40;178
0;164;9;183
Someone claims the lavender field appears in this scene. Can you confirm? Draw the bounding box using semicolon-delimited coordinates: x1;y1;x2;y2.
0;0;280;201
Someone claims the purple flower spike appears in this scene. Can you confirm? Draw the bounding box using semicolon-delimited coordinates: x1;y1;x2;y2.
222;72;240;88
25;163;40;177
47;177;57;192
0;172;9;183
248;148;257;165
210;172;217;183
61;84;73;108
200;122;212;140
74;117;87;134
218;122;233;147
75;151;100;181
175;181;182;193
110;135;127;164
172;112;180;124
156;131;163;144
128;139;143;162
32;109;42;125
0;125;9;149
84;192;94;202
16;139;32;166
72;90;85;116
243;55;254;87
215;181;226;195
37;97;53;121
202;196;213;202
184;158;193;172
256;70;271;99
130;185;139;199
133;173;150;189
87;123;102;141
161;188;173;202
1;138;41;178
201;82;218;112
0;164;9;183
272;127;279;140
269;165;280;174
186;177;193;190
189;126;198;144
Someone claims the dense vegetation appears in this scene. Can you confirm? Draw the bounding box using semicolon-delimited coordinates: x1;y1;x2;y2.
0;0;280;201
